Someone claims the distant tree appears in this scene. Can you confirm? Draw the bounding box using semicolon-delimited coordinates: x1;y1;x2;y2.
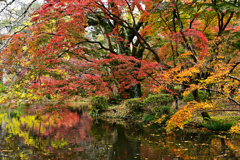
0;0;42;84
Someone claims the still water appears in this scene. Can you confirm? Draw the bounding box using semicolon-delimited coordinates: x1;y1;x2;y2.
0;108;240;160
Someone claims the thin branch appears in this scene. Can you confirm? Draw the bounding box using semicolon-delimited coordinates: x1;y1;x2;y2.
79;39;118;55
95;1;171;69
204;110;240;112
0;0;15;14
124;0;136;27
0;24;29;52
159;14;173;33
0;0;38;52
189;7;202;29
171;0;199;63
222;12;234;31
229;75;240;82
228;96;240;106
63;50;94;62
229;62;240;74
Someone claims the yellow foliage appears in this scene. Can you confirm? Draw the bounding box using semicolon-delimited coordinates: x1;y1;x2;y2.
182;84;202;97
23;19;32;26
165;102;214;132
153;114;167;124
229;121;240;134
180;51;193;59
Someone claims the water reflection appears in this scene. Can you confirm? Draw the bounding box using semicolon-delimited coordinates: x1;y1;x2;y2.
0;108;239;159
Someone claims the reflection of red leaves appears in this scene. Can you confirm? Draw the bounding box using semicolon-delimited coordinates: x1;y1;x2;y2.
74;147;83;152
33;110;92;143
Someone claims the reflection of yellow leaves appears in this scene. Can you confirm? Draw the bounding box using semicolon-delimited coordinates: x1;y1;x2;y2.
4;115;40;146
51;139;68;148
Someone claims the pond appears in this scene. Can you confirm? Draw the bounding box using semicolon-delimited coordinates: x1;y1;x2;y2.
0;107;240;159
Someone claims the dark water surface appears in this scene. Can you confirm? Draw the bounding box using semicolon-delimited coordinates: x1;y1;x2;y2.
0;108;240;160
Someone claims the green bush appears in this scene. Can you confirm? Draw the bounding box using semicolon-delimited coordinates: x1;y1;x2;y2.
199;90;210;101
161;106;171;115
108;94;121;105
152;105;172;117
142;114;155;122
90;96;108;113
143;94;174;108
202;119;235;131
183;90;210;102
183;93;194;102
143;94;173;117
125;98;143;113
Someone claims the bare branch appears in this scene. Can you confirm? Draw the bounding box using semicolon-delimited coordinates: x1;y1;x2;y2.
124;0;136;27
79;39;118;55
229;75;240;82
171;0;199;63
0;0;15;14
228;96;240;106
229;62;240;74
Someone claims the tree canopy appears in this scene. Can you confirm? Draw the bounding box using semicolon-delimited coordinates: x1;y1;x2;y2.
0;0;240;132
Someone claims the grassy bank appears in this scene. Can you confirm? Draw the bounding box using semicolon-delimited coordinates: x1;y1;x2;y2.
94;98;240;134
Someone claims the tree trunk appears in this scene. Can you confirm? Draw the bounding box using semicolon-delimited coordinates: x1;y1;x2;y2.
174;96;178;110
192;89;200;102
2;68;7;84
193;89;211;120
124;83;142;98
133;83;142;98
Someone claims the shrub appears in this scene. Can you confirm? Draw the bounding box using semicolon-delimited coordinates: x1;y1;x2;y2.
198;90;210;101
90;96;108;113
183;93;194;102
125;98;143;113
152;105;172;117
142;114;155;122
108;94;121;105
143;94;174;108
183;90;210;102
143;94;173;117
161;106;171;115
202;119;235;131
